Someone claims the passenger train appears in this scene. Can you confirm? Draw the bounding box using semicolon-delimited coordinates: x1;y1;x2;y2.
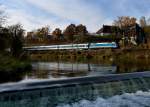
24;42;117;51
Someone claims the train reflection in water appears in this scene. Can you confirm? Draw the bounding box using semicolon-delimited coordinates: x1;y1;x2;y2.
30;62;117;79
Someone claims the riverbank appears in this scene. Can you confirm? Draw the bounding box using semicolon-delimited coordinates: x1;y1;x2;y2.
29;49;150;73
0;52;32;83
29;49;150;62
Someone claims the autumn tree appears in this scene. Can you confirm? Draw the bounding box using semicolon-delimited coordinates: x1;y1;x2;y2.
113;16;137;28
26;32;34;40
52;28;62;40
63;24;76;42
26;26;50;43
76;24;88;36
36;27;49;39
75;24;88;42
144;26;150;36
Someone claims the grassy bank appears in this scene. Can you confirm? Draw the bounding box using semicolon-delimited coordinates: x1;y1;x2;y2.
0;52;32;83
29;49;150;73
29;49;150;62
30;49;150;66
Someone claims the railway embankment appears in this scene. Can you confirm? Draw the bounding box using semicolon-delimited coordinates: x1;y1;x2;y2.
28;49;150;64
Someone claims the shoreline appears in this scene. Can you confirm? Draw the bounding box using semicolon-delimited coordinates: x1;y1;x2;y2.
29;49;150;73
0;53;32;83
29;48;150;62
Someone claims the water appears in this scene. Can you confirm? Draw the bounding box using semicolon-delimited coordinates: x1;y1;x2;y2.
1;61;150;83
0;61;150;106
26;62;117;81
0;77;150;107
21;61;150;82
57;91;150;107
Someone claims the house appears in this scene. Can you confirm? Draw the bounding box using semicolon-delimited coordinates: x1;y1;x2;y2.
96;24;146;46
96;25;121;36
123;24;146;45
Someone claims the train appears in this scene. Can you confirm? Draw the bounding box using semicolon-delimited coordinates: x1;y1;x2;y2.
24;42;117;51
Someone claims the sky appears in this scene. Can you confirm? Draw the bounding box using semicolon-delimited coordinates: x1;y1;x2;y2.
0;0;150;32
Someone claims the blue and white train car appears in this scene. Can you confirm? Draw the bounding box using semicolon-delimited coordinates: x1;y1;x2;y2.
24;42;117;51
59;44;88;50
90;42;117;49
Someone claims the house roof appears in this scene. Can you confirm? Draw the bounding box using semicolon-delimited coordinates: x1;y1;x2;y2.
96;25;120;34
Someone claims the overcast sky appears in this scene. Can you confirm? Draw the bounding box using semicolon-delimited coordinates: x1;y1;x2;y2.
0;0;150;32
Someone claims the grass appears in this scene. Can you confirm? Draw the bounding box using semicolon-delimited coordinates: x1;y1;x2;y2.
0;52;32;83
0;52;31;73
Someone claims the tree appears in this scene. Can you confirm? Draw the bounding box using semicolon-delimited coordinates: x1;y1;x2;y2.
0;27;10;51
52;28;62;40
75;24;88;42
36;27;49;39
0;9;8;51
144;26;150;36
8;24;24;57
113;16;137;28
147;18;150;25
26;26;50;44
0;9;6;27
140;16;147;27
63;24;76;42
76;24;88;36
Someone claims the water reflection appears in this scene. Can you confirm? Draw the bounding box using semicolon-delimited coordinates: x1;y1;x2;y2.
0;77;150;107
26;62;117;80
1;60;150;83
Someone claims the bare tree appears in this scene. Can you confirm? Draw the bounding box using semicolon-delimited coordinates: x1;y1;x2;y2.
147;18;150;26
140;16;147;27
0;8;6;27
8;24;25;57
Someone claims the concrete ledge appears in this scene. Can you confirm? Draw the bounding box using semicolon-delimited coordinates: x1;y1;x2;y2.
0;71;150;94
